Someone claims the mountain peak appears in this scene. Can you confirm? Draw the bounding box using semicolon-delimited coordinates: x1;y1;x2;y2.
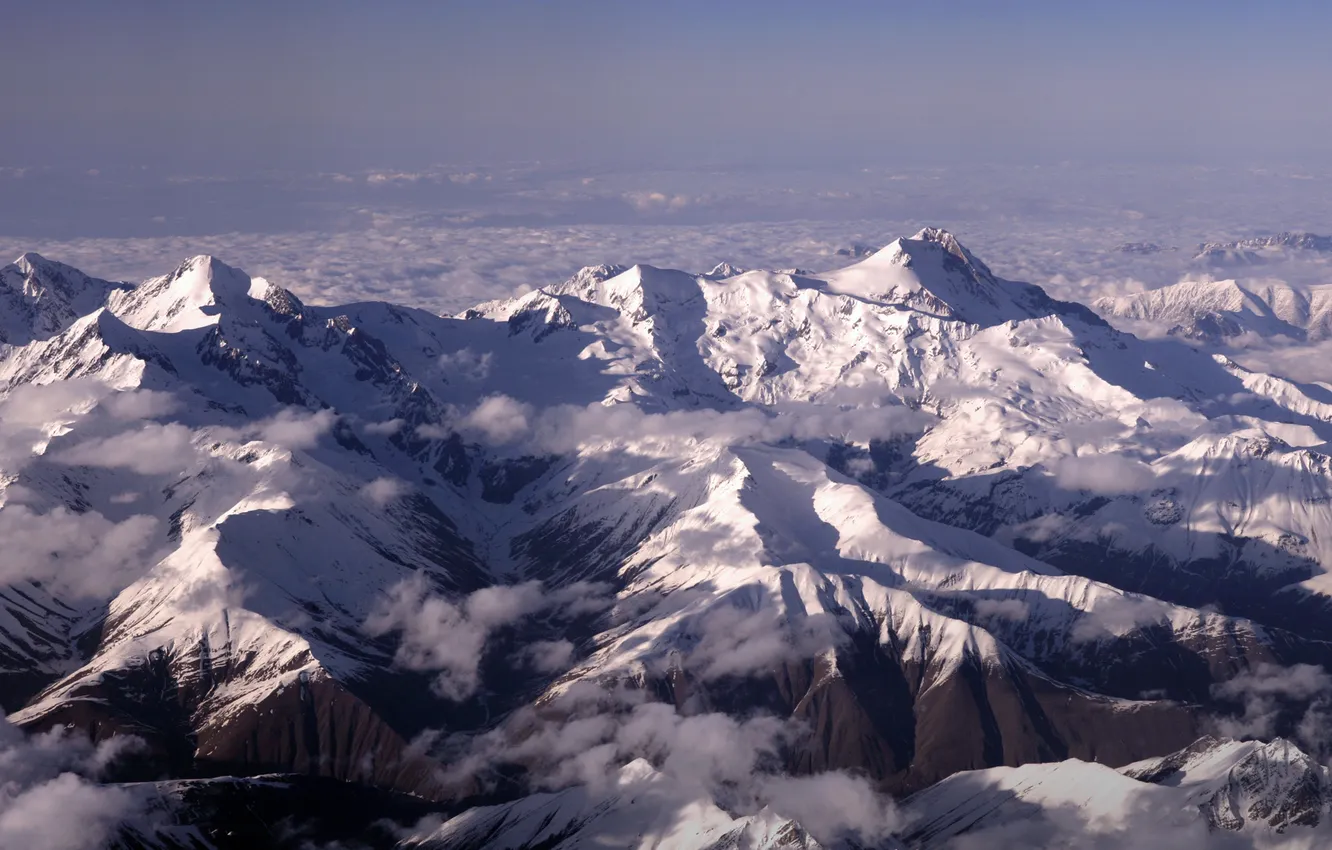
111;255;268;332
705;261;747;279
0;251;126;344
551;262;702;317
913;225;962;246
820;226;1021;324
9;251;101;286
172;254;249;290
854;227;995;285
609;263;703;309
14;251;52;270
905;226;997;284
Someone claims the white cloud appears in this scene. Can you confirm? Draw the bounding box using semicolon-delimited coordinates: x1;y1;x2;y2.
363;418;404;436
0;775;136;850
1230;338;1332;386
0;383;98;472
0;716;147;850
458;395;533;445
9;164;1332;324
974;598;1030;621
523;639;576;673
366;171;425;185
664;602;846;682
433;685;901;845
0;381;187;477
624;191;692;213
54;422;198;475
1214;662;1332;702
1049;453;1156;495
360;476;409;506
98;389;180;421
447;393;929;455
1003;513;1072;545
255;407;336;450
2;216;922;316
1210;662;1332;751
609;704;786;794
761;771;900;845
1071;593;1172;642
0;378;104;429
0;506;162;599
362;575;611;700
437;348;492;381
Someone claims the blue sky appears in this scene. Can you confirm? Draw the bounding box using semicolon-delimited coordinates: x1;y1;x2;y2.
5;0;1332;171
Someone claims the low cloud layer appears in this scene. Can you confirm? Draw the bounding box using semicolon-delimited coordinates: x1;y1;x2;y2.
0;506;162;600
54;422;197;475
1071;593;1172;643
0;717;146;850
0;379;167;474
432;682;901;846
446;393;930;456
0;384;347;601
1049;453;1158;495
362;575;612;700
359;476;409;507
655;599;848;682
1210;662;1332;755
0;380;338;487
8;163;1332;316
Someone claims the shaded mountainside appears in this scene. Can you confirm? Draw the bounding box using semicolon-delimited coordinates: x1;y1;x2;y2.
5;230;1332;844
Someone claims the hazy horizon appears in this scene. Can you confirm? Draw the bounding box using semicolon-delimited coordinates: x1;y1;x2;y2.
4;1;1332;339
6;0;1332;173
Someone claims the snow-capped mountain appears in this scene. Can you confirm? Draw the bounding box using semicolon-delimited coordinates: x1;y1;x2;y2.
1194;232;1332;266
1096;278;1332;343
903;735;1332;846
5;229;1332;847
1113;241;1173;255
0;252;129;344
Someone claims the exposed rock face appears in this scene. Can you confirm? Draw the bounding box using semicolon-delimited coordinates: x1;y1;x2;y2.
770;647;1198;793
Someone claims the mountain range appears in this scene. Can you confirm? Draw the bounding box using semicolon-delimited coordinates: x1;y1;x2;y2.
4;229;1332;848
1096;278;1332;345
1193;233;1332;267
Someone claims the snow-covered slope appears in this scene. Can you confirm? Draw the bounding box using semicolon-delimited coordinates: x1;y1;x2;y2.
6;230;1332;846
